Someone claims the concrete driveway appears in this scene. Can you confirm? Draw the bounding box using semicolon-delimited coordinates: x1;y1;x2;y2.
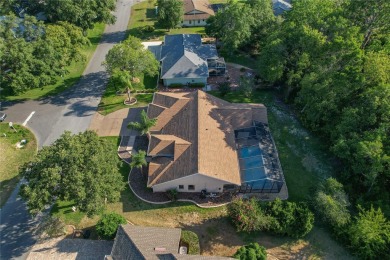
88;107;145;137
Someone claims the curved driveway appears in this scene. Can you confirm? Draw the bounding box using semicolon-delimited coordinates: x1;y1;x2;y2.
0;0;136;259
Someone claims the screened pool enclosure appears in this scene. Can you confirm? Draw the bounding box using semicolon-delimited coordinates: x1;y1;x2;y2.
235;122;284;193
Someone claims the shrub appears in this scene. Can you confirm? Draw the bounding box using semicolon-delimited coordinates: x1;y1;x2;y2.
348;205;390;259
96;212;127;240
263;198;314;238
189;83;205;88
143;25;155;32
218;82;231;97
314;178;351;230
180;230;200;255
228;197;274;232
167;188;178;201
234;242;267;260
169;83;184;88
240;67;246;72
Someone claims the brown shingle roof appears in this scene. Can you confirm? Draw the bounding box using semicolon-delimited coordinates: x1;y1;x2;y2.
183;0;215;15
147;90;268;187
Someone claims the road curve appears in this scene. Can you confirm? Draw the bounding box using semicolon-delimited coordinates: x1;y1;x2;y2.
0;1;136;259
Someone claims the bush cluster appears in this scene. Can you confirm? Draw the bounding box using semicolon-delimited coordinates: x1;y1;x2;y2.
96;212;127;240
234;242;267;260
228;198;314;238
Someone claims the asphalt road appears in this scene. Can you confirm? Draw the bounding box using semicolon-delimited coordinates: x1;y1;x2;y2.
0;0;136;259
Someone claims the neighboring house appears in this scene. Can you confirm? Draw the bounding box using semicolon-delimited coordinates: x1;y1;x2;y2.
272;0;292;16
146;90;286;195
151;34;225;87
182;0;214;27
107;224;231;259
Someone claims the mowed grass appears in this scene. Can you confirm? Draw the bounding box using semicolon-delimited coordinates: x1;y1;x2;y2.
128;0;205;41
5;23;106;101
52;133;351;258
0;123;37;207
97;74;156;115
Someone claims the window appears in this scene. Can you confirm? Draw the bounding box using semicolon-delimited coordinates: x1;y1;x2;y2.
188;185;195;190
198;20;200;24
179;185;184;189
192;79;195;82
203;19;205;22
189;20;192;24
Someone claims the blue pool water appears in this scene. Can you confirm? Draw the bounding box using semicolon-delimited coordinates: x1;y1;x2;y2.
239;146;261;158
239;145;266;182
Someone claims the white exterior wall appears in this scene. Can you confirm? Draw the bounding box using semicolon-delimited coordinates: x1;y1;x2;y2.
163;77;207;86
182;19;207;27
152;173;236;193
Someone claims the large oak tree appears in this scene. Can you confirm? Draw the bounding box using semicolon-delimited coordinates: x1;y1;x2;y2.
19;131;125;216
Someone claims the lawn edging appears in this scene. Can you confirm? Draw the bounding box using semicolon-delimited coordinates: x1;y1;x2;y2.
126;164;230;209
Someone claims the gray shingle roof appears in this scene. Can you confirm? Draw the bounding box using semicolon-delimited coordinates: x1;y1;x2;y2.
160;34;218;79
111;225;181;260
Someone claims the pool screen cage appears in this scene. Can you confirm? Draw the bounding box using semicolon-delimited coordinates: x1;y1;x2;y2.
235;122;284;194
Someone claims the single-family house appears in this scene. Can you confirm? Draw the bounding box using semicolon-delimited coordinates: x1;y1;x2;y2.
107;224;231;259
154;34;225;87
182;0;215;27
146;90;286;196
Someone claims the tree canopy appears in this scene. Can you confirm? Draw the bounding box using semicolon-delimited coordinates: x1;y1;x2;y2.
19;131;125;216
25;0;117;32
104;36;159;77
206;0;275;52
0;14;89;94
157;0;183;31
254;0;390;216
349;206;390;259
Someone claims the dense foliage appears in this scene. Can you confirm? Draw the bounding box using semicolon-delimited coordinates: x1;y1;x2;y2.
258;0;390;216
228;198;314;238
349;206;390;259
206;0;275;52
0;14;89;94
104;36;159;78
234;242;267;260
22;0;116;32
210;0;390;219
19;131;125;216
314;178;351;230
96;212;127;240
156;0;183;31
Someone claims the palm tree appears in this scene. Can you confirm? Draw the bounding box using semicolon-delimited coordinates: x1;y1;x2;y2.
117;71;133;103
128;110;157;136
130;150;147;176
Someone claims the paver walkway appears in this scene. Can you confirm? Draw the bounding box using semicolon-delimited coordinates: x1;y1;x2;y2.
118;136;134;164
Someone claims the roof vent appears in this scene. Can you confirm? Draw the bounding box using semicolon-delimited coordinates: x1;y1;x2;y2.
154;247;166;252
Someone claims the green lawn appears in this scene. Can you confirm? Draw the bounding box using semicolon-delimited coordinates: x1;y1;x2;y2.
128;0;205;41
0;123;37;207
97;74;156;115
5;23;106;101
